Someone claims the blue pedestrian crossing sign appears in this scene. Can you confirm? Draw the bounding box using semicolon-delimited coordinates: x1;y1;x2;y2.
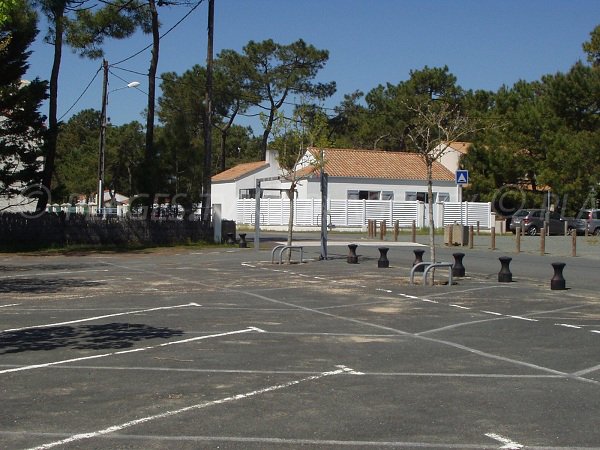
455;170;469;185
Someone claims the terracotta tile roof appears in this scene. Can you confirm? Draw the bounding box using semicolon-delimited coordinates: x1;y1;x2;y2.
212;161;269;182
307;148;455;181
444;141;471;154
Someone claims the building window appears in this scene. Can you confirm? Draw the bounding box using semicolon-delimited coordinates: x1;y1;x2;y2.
405;191;438;202
347;190;389;200
239;188;256;199
438;192;450;202
347;190;359;200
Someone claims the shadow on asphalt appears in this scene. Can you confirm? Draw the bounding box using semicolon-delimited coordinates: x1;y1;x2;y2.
0;323;184;354
0;264;96;272
0;278;104;293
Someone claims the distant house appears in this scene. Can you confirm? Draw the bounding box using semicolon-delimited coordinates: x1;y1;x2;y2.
437;141;471;174
212;148;459;221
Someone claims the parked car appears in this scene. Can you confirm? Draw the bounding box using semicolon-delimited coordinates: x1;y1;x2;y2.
569;209;600;235
509;209;568;235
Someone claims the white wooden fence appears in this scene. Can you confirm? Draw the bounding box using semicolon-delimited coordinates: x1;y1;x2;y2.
237;199;493;229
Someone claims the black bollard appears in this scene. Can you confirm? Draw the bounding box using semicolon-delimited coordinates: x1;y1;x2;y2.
378;247;390;268
226;233;236;245
551;262;566;290
498;256;513;282
452;252;465;277
412;249;425;272
238;233;247;248
347;244;359;264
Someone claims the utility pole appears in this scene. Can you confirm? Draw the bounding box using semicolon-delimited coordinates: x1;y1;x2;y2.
97;59;109;216
202;0;214;224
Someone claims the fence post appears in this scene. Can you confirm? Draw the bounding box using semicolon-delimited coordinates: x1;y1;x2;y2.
491;226;496;250
412;220;416;243
394;220;399;241
572;229;577;257
469;225;474;249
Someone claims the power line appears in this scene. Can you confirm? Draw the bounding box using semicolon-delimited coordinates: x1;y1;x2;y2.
58;67;102;122
112;0;205;66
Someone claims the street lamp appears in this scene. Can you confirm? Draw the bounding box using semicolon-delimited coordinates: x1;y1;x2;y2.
97;59;139;216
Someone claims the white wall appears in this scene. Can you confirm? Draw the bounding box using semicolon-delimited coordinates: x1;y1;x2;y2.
439;149;461;174
211;182;238;220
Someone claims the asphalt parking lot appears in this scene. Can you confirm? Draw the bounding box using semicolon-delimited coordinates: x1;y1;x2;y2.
0;234;599;449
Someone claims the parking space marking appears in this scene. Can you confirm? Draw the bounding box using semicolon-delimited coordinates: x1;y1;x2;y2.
507;315;538;322
28;364;359;450
0;326;264;375
1;302;202;333
572;364;600;376
0;303;20;308
556;323;582;329
482;310;503;316
485;432;523;449
244;264;600;338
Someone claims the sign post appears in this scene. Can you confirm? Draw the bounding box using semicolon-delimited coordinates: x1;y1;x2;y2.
455;170;469;244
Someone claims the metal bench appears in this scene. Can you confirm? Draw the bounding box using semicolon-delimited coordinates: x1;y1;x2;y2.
271;245;305;264
410;261;453;286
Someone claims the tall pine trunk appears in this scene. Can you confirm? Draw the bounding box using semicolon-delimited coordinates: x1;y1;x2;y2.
36;6;64;213
143;0;159;220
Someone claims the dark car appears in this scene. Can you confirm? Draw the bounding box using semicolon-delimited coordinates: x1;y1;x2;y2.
570;209;600;235
509;209;567;236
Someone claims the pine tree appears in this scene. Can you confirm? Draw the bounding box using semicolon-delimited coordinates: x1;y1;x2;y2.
0;0;48;209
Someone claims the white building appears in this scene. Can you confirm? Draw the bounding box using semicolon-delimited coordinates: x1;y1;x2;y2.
437;141;471;174
212;147;459;221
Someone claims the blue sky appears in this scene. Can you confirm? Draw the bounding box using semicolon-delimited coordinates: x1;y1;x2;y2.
24;0;600;133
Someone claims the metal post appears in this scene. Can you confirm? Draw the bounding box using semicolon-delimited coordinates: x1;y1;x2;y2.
320;171;328;260
254;180;261;252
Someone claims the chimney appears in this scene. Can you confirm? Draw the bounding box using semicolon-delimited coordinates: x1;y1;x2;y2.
265;149;278;166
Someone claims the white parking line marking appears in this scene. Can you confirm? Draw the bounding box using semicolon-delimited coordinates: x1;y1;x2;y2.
420;298;438;303
482;311;503;316
556;323;582;329
450;304;471;310
376;288;392;293
507;315;537;322
485;432;523;449
0;327;264;375
0;303;20;308
591;330;600;334
27;365;358;450
1;303;201;333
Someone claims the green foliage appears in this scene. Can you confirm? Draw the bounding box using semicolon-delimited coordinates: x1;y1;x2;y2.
330;65;463;150
65;0;151;59
583;24;600;67
54;109;144;202
0;0;48;202
157;63;259;201
231;38;336;158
